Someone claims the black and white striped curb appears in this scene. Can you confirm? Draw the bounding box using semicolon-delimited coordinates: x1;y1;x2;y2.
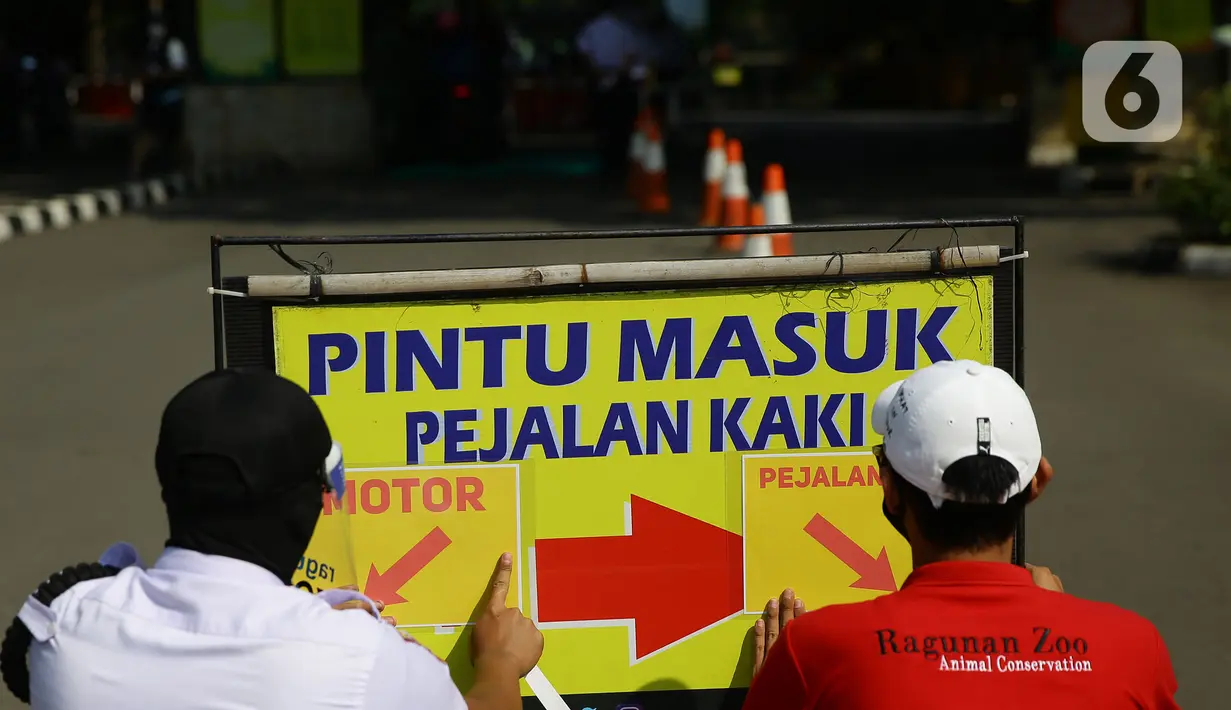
1133;237;1231;278
1178;244;1231;277
0;160;282;243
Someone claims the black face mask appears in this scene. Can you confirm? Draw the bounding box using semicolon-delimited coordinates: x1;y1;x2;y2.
882;501;908;539
878;456;909;539
164;480;324;584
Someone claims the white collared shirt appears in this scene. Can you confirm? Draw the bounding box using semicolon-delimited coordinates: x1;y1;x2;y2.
22;548;467;710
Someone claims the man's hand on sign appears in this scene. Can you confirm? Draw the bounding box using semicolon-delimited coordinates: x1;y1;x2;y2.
1025;564;1064;593
328;585;395;625
752;588;805;678
471;552;544;678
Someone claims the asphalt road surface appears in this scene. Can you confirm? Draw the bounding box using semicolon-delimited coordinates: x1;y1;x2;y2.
1;176;1227;708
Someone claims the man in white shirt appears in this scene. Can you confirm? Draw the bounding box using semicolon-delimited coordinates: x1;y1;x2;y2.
9;368;542;710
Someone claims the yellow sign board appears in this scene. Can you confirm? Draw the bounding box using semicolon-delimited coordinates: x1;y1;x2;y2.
198;0;277;80
281;0;361;76
1146;0;1212;51
712;64;743;87
345;465;522;627
278;276;994;695
743;452;911;612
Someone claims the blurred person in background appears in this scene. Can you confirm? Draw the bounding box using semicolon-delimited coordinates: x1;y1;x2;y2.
744;360;1179;710
645;6;689;81
426;9;484;161
576;0;648;181
641;3;691;120
130;0;190;178
424;6;511;162
0;36;20;163
2;369;543;710
472;0;511;157
31;56;73;157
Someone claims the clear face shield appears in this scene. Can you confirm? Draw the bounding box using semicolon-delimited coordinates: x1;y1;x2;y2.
292;442;360;594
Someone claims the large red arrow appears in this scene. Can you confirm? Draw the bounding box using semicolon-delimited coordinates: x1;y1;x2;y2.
365;527;453;604
803;514;896;592
535;495;743;659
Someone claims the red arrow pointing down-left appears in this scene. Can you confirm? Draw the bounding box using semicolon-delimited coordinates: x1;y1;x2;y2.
534;496;743;660
365;527;453;604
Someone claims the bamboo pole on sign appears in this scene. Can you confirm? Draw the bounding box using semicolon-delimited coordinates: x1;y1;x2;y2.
244;246;1004;298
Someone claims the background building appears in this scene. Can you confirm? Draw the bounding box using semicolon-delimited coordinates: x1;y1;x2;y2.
0;0;1223;172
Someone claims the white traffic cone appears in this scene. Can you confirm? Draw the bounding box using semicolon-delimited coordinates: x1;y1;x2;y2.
701;128;726;226
717;139;748;253
639;121;670;213
742;203;772;257
628;109;650;199
762;164;793;256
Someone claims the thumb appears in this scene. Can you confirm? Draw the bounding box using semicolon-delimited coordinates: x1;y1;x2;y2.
486;552;513;610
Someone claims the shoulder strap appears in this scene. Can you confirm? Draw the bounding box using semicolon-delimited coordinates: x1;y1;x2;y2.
1;563;122;704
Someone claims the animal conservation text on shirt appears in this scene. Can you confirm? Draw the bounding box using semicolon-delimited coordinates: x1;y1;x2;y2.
742;562;1179;710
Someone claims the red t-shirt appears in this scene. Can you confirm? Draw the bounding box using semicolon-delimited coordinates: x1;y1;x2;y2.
743;561;1178;710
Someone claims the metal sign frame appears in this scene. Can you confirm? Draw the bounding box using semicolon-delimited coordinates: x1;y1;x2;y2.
209;217;1026;709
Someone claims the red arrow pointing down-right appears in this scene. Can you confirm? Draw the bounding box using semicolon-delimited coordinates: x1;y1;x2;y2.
803;513;897;592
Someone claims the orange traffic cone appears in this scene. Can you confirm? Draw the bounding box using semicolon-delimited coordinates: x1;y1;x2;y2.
700;128;726;226
628;109;650;199
743;202;772;257
640;121;670;214
716;139;748;253
762;164;794;256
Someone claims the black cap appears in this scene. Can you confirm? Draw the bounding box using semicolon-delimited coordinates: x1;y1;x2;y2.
155;368;332;508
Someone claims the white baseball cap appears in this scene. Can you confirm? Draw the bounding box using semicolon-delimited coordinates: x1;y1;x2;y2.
871;360;1042;509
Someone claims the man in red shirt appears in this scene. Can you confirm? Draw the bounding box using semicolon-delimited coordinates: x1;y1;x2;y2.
743;360;1179;710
